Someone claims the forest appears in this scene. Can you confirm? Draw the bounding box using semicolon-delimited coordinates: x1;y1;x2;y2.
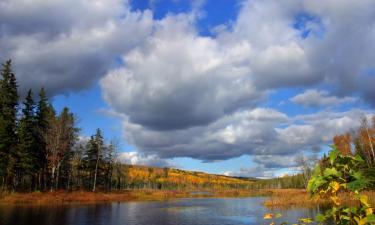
1;59;374;194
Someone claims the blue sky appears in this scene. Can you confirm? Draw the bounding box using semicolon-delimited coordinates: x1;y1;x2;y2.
2;0;375;178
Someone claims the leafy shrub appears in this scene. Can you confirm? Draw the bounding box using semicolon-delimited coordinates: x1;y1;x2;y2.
308;146;375;225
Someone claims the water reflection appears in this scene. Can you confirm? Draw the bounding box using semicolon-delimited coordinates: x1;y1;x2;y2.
0;197;320;225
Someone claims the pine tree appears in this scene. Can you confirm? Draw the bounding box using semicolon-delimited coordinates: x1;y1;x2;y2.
35;87;52;190
0;60;19;190
87;129;104;192
16;89;38;189
105;141;116;190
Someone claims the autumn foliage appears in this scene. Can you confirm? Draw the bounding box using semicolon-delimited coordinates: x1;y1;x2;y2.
115;165;255;190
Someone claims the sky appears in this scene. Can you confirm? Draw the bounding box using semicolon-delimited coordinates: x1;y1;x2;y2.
1;0;375;178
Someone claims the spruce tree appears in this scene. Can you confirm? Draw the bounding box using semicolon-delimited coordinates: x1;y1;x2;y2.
0;60;19;189
17;89;38;185
87;129;104;192
35;87;51;189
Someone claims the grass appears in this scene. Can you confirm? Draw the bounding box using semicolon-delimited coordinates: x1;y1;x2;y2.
1;188;374;208
263;189;328;208
263;189;375;209
0;189;264;205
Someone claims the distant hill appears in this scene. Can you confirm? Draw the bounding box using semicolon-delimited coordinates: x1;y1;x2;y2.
113;164;256;190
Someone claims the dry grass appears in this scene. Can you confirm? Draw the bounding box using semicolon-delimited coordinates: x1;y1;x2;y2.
0;189;262;205
263;189;328;208
263;189;375;209
0;190;187;205
1;189;374;207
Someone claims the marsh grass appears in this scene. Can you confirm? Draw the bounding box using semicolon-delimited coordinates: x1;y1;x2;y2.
0;189;264;205
1;188;373;207
264;189;375;209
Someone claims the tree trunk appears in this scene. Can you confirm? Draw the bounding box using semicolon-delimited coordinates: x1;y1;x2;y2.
92;155;100;192
51;166;55;192
366;127;375;164
67;172;71;191
55;162;60;190
1;176;4;192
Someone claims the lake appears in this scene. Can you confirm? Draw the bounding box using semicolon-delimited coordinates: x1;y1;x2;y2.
0;197;320;225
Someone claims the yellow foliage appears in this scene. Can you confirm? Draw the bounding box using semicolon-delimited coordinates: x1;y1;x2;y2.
264;213;273;219
122;165;254;189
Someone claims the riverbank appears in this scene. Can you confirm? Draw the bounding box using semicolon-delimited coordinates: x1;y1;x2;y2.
264;189;375;208
2;189;374;207
0;189;268;205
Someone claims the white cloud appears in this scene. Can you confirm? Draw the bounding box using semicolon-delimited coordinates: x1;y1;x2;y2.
291;89;356;107
101;13;263;130
120;107;370;166
0;0;154;96
2;0;375;177
117;151;171;167
223;166;277;179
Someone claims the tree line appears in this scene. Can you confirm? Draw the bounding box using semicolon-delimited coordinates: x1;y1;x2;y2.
0;60;124;192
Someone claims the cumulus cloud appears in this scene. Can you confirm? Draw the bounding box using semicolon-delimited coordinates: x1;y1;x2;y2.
101;13;263;130
121;108;291;160
3;0;375;176
291;89;356;107
121;107;370;164
234;0;375;100
223;166;278;179
100;0;375;133
0;0;154;96
277;109;369;150
117;151;170;167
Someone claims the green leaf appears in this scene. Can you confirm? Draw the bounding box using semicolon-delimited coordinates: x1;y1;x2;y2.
329;147;339;164
347;178;367;192
275;213;282;218
354;154;364;162
352;171;363;180
367;214;375;223
315;213;325;222
340;215;351;221
324;167;339;177
299;218;313;223
308;176;326;193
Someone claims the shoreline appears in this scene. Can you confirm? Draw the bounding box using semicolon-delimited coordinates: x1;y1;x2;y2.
0;189;270;205
2;189;373;209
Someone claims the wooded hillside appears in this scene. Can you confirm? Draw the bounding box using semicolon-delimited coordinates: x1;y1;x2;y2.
113;164;256;190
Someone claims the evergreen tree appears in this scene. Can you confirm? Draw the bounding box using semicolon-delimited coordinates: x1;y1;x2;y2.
86;129;104;192
0;60;19;190
35;87;52;190
16;89;38;189
105;141;116;190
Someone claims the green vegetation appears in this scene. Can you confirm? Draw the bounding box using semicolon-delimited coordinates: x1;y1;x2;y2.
308;147;374;224
264;148;375;225
263;116;375;224
0;60;79;192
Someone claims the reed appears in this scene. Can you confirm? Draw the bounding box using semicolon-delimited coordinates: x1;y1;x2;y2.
263;189;375;209
0;189;264;205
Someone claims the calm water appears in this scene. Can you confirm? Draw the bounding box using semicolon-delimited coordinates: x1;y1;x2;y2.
0;197;320;225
